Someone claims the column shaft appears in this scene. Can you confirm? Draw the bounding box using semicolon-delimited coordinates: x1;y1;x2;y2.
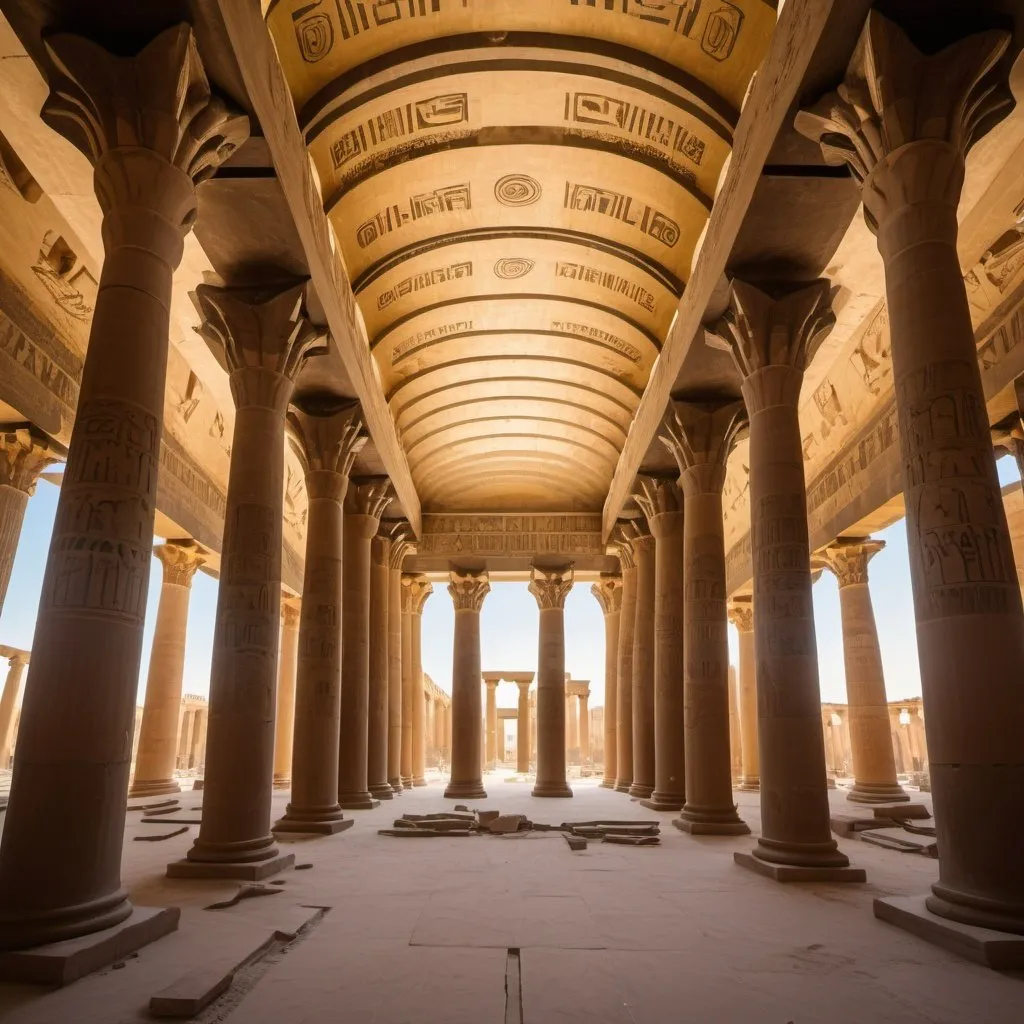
485;682;498;770
615;557;637;792
629;533;655;798
592;578;621;788
411;604;427;786
737;617;759;790
367;535;393;799
272;600;300;789
516;684;531;774
387;551;405;791
0;657;27;770
578;695;590;764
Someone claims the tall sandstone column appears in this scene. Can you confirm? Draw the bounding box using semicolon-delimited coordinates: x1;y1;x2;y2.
0;26;245;949
566;687;579;762
591;576;621;787
578;689;590;764
799;10;1024;928
530;564;574;798
338;480;392;809
613;529;636;792
628;518;656;799
0;654;28;770
387;528;411;791
635;478;686;811
516;679;532;774
400;576;414;786
408;575;432;786
274;402;363;835
173;279;324;880
728;598;759;790
820;538;908;804
711;278;862;881
272;596;300;789
663;401;749;835
445;568;489;799
368;531;393;799
485;678;499;770
0;428;59;616
130;542;206;798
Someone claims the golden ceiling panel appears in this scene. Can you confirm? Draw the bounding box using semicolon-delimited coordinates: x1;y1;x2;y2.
266;0;776;511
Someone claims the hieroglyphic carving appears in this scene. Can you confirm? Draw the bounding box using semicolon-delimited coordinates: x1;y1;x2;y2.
294;0;442;57
494;174;542;207
356;182;471;248
813;379;848;441
564;182;680;246
494;258;534;280
375;260;471;310
555;261;657;312
30;232;96;324
551;320;642;364
849;306;890;397
391;319;473;362
419;514;604;558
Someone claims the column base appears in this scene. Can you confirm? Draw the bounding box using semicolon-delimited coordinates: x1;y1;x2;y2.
639;792;685;812
369;783;395;800
847;782;911;804
273;806;355;835
627;783;653;799
926;883;1024;936
444;781;487;800
613;781;632;793
127;778;181;799
739;777;760;792
412;777;428;787
875;896;1024;969
532;782;573;798
167;852;295;881
734;850;865;883
338;793;380;810
0;906;179;986
272;774;291;791
598;779;616;789
674;813;750;836
401;775;412;788
826;777;837;789
388;777;404;792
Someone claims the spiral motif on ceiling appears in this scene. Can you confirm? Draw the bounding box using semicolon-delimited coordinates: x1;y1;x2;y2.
494;173;542;207
493;258;535;280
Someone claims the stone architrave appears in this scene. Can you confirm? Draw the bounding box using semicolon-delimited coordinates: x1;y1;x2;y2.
591;576;622;788
627;515;655;799
171;280;326;881
368;531;393;800
661;400;750;836
710;278;862;882
612;526;637;792
799;11;1024;927
485;678;499;770
529;564;574;798
634;477;686;812
444;568;489;799
338;479;392;809
274;402;364;835
272;596;300;789
0;654;28;770
727;598;759;790
387;526;412;792
819;538;909;805
129;542;206;798
0;26;246;950
400;576;414;786
516;679;532;774
0;428;60;616
407;575;432;786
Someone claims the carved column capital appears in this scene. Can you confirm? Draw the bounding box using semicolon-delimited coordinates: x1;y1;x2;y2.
388;522;415;570
727;597;754;633
7;651;28;671
795;12;1011;236
42;25;248;256
484;678;499;691
281;595;301;628
818;537;885;588
607;521;635;570
624;514;654;557
0;428;61;496
660;399;746;496
405;573;434;615
591;575;622;615
633;476;684;540
528;564;574;611
447;567;489;612
344;477;393;531
193;281;328;414
288;399;366;503
154;540;205;588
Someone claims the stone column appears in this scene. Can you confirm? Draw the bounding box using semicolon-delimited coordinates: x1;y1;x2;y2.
177;711;195;772
0;428;60;618
530;564;574;798
387;528;411;792
800;11;1023;923
516;680;531;774
578;690;590;764
129;542;206;798
0;26;245;948
613;530;637;792
193;709;208;771
0;654;28;770
662;401;749;835
445;568;489;799
728;598;759;790
424;693;435;767
820;538;909;804
400;577;414;786
337;480;392;808
591;576;621;787
711;279;860;880
368;530;393;799
485;679;499;770
172;280;324;881
272;596;300;789
274;403;364;835
635;478;686;811
444;702;452;764
628;519;656;799
728;670;742;784
566;689;579;763
408;575;432;786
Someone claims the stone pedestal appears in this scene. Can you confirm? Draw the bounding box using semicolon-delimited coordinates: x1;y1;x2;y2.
387;529;411;792
368;533;393;800
662;402;749;835
0;654;27;770
0;26;245;950
636;480;687;812
338;480;392;809
130;543;205;798
800;11;1023;921
485;679;498;770
628;523;655;799
274;403;363;836
728;599;759;790
409;576;431;786
530;565;574;798
272;597;300;790
591;577;621;788
445;569;489;799
516;680;531;774
613;530;636;793
711;279;860;881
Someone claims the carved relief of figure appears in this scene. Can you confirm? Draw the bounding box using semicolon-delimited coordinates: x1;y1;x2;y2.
31;230;97;324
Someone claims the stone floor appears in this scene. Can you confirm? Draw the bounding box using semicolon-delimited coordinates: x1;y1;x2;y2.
0;773;1021;1023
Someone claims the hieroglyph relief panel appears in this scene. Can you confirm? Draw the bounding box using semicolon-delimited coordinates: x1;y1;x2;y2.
419;513;604;557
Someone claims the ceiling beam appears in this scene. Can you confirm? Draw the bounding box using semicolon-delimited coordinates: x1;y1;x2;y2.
215;0;421;536
601;0;837;540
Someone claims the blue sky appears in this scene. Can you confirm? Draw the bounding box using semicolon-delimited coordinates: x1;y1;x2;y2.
2;456;1020;710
